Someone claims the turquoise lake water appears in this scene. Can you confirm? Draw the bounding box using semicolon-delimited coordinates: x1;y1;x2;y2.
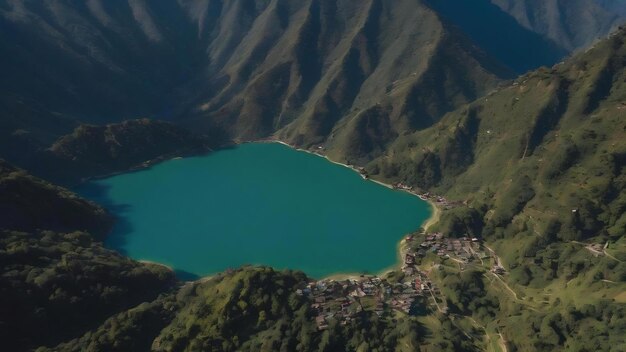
78;143;431;279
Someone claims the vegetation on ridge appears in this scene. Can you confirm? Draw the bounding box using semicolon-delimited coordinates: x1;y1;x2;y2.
0;1;625;351
364;26;626;352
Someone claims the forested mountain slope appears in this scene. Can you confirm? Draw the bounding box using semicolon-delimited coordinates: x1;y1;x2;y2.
29;119;214;185
0;0;509;167
3;0;623;169
368;24;626;291
361;25;626;351
0;162;176;351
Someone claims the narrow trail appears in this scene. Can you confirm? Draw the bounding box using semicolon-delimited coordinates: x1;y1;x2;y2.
604;250;623;263
427;286;443;313
485;245;538;312
498;331;509;352
571;241;622;262
490;272;520;301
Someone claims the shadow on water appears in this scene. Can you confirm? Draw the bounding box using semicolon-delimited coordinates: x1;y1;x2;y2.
76;181;134;256
77;178;202;281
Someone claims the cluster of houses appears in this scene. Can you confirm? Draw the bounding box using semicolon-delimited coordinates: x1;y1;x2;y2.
391;183;463;211
297;273;435;330
405;232;487;264
416;192;463;210
298;231;505;330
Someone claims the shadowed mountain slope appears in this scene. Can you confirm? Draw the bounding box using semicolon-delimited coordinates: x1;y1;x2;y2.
28;119;215;185
3;0;624;168
0;161;176;351
491;0;626;51
0;160;112;236
0;0;513;167
425;0;568;73
597;0;626;16
184;0;511;151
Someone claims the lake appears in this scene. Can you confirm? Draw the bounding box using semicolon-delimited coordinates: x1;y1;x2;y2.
78;142;432;279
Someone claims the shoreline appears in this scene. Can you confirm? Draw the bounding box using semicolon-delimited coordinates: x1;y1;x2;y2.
102;139;442;283
258;139;441;281
139;260;175;272
423;202;441;231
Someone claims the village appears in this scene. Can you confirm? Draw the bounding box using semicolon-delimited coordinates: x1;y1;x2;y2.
297;269;435;330
298;228;507;330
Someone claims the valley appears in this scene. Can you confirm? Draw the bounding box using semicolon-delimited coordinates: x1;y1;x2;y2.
0;1;625;351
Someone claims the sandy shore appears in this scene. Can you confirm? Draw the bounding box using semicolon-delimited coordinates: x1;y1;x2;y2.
422;201;441;231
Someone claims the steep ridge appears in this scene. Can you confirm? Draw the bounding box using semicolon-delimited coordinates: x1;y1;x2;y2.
490;0;626;51
0;0;511;167
184;0;512;157
425;0;568;73
4;0;624;170
362;25;626;351
0;0;209;120
369;26;626;282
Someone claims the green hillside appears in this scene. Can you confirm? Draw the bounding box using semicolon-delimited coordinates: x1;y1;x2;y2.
0;1;624;351
30;119;215;185
363;26;626;351
368;26;626;256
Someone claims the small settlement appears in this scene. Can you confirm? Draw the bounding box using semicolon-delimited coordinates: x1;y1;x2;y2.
298;227;511;330
297;271;435;330
294;149;495;330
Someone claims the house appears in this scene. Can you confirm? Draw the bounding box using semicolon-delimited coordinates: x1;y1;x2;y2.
492;266;506;275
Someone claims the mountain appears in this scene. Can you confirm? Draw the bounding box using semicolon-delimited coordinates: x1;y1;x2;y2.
0;1;625;352
0;160;112;236
29;119;215;185
490;0;626;51
366;26;626;350
0;162;176;351
424;0;568;73
181;0;511;150
369;26;626;248
597;0;626;16
3;0;623;169
47;266;483;352
0;0;514;168
426;0;626;73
